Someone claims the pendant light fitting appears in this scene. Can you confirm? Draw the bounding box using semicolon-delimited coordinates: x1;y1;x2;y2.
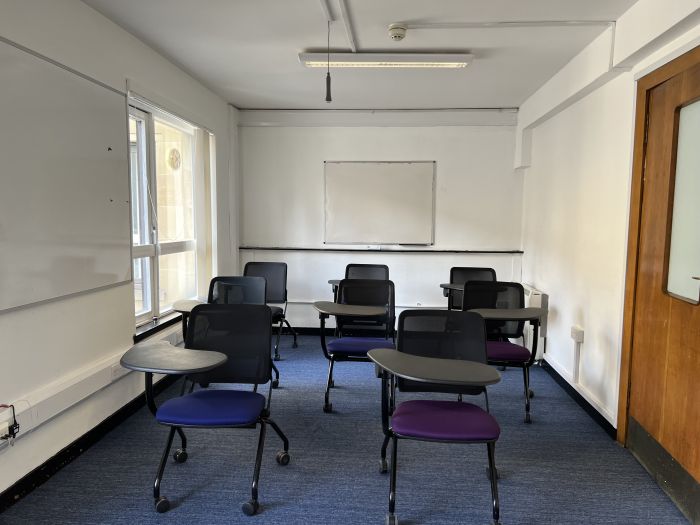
325;20;332;103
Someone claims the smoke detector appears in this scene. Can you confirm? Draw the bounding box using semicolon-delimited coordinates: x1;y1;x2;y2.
388;23;407;41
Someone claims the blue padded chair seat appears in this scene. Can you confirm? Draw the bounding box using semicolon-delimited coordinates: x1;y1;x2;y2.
327;337;395;356
391;400;500;442
156;389;265;427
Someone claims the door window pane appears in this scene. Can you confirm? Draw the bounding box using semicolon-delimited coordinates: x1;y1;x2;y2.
158;250;196;313
667;99;700;304
154;119;194;243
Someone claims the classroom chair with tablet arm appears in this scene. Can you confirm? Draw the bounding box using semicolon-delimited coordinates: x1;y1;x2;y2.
153;304;290;516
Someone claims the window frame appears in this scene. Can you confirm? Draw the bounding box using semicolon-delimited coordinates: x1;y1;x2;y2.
129;107;158;325
128;102;200;326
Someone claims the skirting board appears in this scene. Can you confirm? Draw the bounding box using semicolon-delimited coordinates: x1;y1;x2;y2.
541;359;616;439
0;374;178;512
541;354;616;425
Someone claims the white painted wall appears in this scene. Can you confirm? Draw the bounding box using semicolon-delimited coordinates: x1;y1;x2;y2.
522;73;635;423
0;0;231;492
238;117;523;326
518;6;700;426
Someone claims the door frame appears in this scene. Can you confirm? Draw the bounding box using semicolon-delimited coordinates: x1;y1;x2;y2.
617;45;700;444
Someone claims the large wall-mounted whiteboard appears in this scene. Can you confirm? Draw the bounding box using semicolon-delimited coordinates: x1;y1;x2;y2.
324;161;435;245
0;40;131;312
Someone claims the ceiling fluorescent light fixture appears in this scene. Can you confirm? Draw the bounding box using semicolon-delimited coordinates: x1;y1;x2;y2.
299;53;473;69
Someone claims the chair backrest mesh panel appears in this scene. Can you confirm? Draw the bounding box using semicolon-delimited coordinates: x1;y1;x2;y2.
462;281;525;339
336;278;395;337
396;309;487;393
207;276;266;305
186;304;272;385
345;263;389;280
243;262;287;304
448;267;497;310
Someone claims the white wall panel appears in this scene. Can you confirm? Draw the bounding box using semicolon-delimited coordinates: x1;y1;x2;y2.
239;120;522;326
522;73;635;424
0;40;131;311
240;124;521;250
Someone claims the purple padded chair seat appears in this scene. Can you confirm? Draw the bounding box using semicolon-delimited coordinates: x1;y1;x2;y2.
327;337;395;356
156;389;265;426
391;400;500;442
487;341;531;362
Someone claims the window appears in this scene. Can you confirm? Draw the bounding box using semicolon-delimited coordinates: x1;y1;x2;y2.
128;101;214;325
666;98;700;304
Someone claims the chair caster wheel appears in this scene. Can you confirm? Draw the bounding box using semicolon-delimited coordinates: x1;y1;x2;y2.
379;458;388;473
273;355;281;362
173;449;188;463
242;500;260;516
529;389;535;398
498;366;506;371
386;513;398;525
525;413;532;424
155;496;170;513
272;379;279;389
292;341;298;348
276;451;290;465
323;403;332;413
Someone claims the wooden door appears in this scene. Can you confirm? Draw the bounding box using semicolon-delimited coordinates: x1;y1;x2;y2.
620;46;700;518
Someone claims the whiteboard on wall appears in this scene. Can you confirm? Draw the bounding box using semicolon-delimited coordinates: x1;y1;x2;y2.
324;161;435;245
0;40;131;312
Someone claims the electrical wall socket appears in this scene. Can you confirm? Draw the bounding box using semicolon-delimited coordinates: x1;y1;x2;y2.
571;326;584;343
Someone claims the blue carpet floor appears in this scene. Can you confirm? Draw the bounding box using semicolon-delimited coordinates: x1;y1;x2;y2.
0;336;688;524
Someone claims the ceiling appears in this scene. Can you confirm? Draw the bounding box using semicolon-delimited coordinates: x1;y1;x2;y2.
81;0;638;110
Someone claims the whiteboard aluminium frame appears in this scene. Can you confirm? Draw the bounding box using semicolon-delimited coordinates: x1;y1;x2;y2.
323;160;436;246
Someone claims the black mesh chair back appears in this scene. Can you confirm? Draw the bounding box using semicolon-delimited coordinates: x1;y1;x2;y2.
243;262;287;304
243;262;299;361
208;276;266;305
448;267;497;310
463;281;525;339
336;278;395;338
345;263;390;280
396;309;487;394
186;304;272;385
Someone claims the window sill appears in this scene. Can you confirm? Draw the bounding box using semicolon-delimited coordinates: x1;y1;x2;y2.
133;312;182;343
